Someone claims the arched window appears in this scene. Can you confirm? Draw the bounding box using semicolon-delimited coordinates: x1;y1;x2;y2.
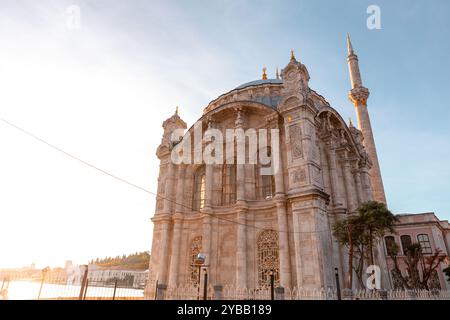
400;235;412;255
257;230;280;287
256;147;275;199
188;236;202;285
384;236;396;255
261;175;275;199
417;234;432;254
193;168;205;211
222;164;236;206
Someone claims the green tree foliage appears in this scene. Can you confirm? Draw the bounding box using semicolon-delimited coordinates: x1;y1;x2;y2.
89;251;150;270
332;201;398;289
388;243;446;290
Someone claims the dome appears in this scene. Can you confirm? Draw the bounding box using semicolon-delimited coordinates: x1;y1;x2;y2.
235;78;283;90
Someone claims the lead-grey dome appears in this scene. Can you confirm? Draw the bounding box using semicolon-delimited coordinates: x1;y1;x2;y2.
235;79;283;90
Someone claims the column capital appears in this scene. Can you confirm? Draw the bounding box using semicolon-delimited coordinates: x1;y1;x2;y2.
348;86;369;106
274;193;287;204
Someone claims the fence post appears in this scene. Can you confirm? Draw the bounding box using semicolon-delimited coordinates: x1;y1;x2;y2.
431;289;440;300
213;285;223;300
78;265;88;300
203;270;208;300
112;279;118;300
83;279;89;300
406;290;416;300
334;268;342;300
156;284;167;300
37;267;50;300
342;288;353;300
275;286;285;300
379;289;388;300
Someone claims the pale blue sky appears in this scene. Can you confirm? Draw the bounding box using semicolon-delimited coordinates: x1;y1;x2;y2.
0;0;449;268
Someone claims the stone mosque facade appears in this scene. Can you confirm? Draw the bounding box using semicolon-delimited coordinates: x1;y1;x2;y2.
146;36;391;294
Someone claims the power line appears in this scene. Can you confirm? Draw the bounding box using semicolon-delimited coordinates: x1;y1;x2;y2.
0;116;331;235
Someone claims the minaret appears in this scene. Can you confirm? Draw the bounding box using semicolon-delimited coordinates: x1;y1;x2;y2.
347;34;386;204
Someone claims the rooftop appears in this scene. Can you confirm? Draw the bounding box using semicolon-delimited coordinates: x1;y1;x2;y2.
234;78;283;90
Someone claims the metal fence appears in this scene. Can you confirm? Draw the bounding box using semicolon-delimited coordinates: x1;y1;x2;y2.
152;283;450;301
0;272;145;300
3;273;450;300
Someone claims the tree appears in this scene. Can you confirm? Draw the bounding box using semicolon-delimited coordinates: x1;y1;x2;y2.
443;266;450;282
388;242;447;290
357;201;398;266
333;215;365;289
332;201;398;289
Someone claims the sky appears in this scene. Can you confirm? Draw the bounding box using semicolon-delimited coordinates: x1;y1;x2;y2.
0;0;449;269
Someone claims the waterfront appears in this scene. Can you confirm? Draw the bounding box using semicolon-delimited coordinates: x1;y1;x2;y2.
1;280;144;300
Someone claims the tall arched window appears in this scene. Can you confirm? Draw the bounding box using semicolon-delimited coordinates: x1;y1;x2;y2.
222;164;236;206
417;234;432;254
257;230;280;287
261;175;275;199
400;235;412;255
188;236;202;285
384;236;396;255
256;147;275;199
193;168;205;211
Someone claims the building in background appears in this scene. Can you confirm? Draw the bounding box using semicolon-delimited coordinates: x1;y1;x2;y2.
66;263;148;289
384;213;450;290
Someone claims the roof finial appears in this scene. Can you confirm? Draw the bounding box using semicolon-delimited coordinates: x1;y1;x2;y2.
175;106;179;115
347;33;354;56
349;117;354;127
276;66;280;80
262;66;267;80
290;49;297;62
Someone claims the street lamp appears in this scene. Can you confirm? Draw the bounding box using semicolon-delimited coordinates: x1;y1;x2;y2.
203;268;208;300
192;253;209;300
268;270;274;300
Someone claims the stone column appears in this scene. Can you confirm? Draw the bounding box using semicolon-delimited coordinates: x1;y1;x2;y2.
236;163;245;202
236;209;247;288
201;160;214;270
327;148;344;208
353;167;364;206
360;166;373;201
291;207;303;288
275;199;291;288
168;214;183;286
202;214;212;266
175;164;185;212
342;156;357;213
157;218;171;285
234;108;247;288
205;164;213;209
163;162;175;213
272;125;292;288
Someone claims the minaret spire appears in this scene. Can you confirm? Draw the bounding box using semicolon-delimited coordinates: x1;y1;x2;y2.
347;33;354;55
347;35;386;204
346;33;363;89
